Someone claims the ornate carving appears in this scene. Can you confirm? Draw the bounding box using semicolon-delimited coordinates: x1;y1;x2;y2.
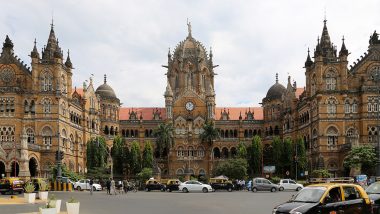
0;66;15;83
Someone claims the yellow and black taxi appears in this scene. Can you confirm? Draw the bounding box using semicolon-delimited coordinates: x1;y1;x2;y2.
164;179;181;192
0;177;24;195
272;183;372;214
366;181;380;213
144;179;165;192
209;177;234;192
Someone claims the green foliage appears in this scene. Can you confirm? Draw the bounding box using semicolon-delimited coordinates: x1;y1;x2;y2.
24;182;35;193
200;121;220;146
215;158;248;180
86;167;110;180
130;141;142;174
237;142;247;159
50;165;84;181
248;136;263;176
281;138;293;175
39;180;49;191
86;137;107;169
272;136;283;174
111;136;125;176
311;169;331;178
270;176;281;184
344;146;377;168
68;197;78;203
153;123;174;157
137;167;153;182
142;141;154;169
295;137;307;171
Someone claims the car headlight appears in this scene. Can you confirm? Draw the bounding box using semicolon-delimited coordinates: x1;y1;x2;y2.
272;208;277;214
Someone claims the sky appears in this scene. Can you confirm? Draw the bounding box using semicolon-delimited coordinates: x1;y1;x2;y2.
1;0;379;107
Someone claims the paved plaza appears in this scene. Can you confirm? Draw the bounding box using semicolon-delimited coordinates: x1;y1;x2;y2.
0;190;294;214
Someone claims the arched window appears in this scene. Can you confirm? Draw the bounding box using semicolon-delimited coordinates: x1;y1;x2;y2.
352;100;358;113
42;98;51;114
177;147;184;157
197;146;205;157
24;100;29;113
344;99;351;114
346;128;359;146
326;70;337;90
176;168;184;175
327;97;337;115
327;127;338;150
41;71;53;91
30;100;35;114
188;146;194;157
42;126;52;147
26;128;34;144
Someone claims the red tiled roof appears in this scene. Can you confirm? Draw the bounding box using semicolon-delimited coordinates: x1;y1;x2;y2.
119;107;166;120
215;107;263;120
295;88;304;99
72;88;84;96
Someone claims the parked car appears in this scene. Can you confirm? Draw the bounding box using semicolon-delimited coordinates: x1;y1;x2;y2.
74;179;102;191
278;179;303;191
366;181;380;213
165;179;181;192
144;179;165;192
179;180;213;193
209;177;234;192
0;178;24;195
273;183;372;214
252;178;279;192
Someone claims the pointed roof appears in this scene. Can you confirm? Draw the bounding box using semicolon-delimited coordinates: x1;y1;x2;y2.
31;38;39;58
164;79;173;97
305;48;313;67
339;36;348;56
42;20;63;61
65;49;73;68
320;20;331;49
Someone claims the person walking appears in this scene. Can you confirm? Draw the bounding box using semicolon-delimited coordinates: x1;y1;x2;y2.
106;178;111;195
111;178;117;195
89;178;94;195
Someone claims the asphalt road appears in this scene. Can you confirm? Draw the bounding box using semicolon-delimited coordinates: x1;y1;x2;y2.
0;190;295;214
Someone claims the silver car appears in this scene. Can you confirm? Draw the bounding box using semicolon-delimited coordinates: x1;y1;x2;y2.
252;178;279;192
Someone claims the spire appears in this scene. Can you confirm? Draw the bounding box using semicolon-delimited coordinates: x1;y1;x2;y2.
104;74;107;84
275;73;278;83
164;79;173;97
305;48;313;67
65;49;73;68
31;38;40;59
2;35;14;55
314;36;322;57
42;20;62;61
319;19;336;59
339;36;349;57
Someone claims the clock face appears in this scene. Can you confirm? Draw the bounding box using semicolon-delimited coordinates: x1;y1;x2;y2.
185;101;194;111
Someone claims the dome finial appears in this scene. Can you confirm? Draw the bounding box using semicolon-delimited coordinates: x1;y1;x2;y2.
187;18;192;38
104;74;107;84
275;73;278;83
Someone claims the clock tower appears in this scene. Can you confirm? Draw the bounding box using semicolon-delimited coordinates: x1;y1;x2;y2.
163;22;216;176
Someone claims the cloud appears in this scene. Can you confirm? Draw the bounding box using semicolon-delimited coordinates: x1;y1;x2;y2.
1;0;379;107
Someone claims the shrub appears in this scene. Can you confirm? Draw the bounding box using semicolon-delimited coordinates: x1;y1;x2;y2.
24;182;35;193
270;176;281;184
39;180;49;191
311;169;331;178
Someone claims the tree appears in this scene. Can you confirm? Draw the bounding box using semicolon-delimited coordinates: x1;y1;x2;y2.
295;137;307;173
237;142;247;159
344;146;377;174
86;137;107;169
248;135;263;176
200;121;220;147
311;169;331;178
281;138;293;176
142;141;154;169
272;136;283;175
129;141;141;175
153;123;174;157
137;167;153;183
214;158;247;180
111;136;125;176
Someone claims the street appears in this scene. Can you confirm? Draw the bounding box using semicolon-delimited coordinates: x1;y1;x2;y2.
0;190;294;214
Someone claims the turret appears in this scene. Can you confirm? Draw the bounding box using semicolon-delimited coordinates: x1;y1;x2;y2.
41;20;63;63
65;49;73;68
30;38;40;61
2;35;14;55
305;48;313;68
339;36;349;59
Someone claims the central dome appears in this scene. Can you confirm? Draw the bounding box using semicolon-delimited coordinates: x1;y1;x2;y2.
95;74;117;99
173;22;208;60
265;74;286;100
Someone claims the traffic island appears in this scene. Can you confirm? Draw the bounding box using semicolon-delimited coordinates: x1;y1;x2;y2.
0;196;46;205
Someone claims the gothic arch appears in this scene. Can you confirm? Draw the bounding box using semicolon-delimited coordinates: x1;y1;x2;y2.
324;125;340;135
40;125;54;136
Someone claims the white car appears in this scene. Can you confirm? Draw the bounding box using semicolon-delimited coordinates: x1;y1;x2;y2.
74;179;102;191
178;180;213;193
278;179;303;191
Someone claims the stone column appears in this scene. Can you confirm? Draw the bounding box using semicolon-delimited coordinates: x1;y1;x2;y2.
18;128;30;178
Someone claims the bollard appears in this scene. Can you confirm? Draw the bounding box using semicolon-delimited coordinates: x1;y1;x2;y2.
63;182;67;191
68;183;73;191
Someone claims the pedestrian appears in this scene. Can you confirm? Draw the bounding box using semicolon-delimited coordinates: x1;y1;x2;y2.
119;181;124;195
106;178;111;195
123;180;128;194
111;178;117;195
89;178;94;195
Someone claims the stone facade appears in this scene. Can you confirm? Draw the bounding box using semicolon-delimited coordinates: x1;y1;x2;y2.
0;20;379;179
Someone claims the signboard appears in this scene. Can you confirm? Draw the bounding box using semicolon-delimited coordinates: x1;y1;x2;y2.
263;166;276;173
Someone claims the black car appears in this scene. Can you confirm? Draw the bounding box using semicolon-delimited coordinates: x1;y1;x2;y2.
165;179;181;192
366;181;380;213
209;178;234;192
0;178;24;195
273;184;372;214
144;179;165;192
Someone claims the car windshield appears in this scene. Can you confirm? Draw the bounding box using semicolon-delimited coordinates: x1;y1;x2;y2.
366;183;380;194
291;187;326;203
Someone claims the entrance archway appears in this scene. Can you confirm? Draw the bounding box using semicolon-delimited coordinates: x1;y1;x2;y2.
10;161;19;177
0;161;5;179
29;157;38;177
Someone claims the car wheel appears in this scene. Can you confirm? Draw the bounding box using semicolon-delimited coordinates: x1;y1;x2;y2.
93;186;96;191
182;188;188;193
202;187;208;193
296;187;302;191
252;187;257;192
228;187;232;192
166;188;171;192
145;188;149;192
271;187;277;192
77;186;81;191
279;187;284;191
